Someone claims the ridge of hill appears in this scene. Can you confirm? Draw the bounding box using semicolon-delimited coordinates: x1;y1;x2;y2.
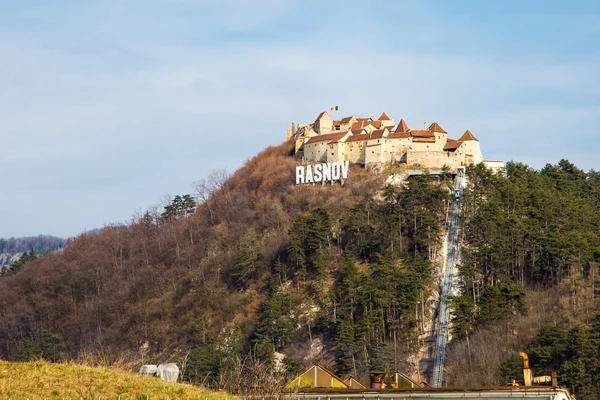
0;360;232;400
0;234;70;267
1;141;600;399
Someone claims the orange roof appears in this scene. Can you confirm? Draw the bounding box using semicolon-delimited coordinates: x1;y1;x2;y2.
396;119;409;132
345;133;370;142
333;120;341;126
443;139;462;151
350;119;381;130
458;129;479;141
340;116;356;124
428;122;447;134
388;132;411;139
410;130;435;138
351;129;366;135
378;112;391;120
305;131;348;144
330;131;352;143
369;129;388;139
356;117;372;123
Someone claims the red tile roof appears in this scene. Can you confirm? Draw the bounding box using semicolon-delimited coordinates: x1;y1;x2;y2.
305;131;348;144
396;119;409;132
388;132;411;139
356;117;372;123
443;139;462;151
345;133;370;142
410;130;435;138
369;129;388;139
351;129;366;135
428;122;447;134
378;112;391;120
458;129;479;141
340;116;355;123
333;120;341;126
350;119;382;130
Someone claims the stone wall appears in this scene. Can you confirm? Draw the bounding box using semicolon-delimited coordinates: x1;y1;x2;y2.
303;140;328;163
406;150;462;169
345;142;365;164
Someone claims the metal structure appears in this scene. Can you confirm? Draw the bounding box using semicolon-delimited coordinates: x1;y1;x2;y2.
431;169;465;388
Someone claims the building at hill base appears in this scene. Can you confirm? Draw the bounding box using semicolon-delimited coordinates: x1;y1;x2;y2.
284;365;422;390
285;365;349;389
287;111;504;172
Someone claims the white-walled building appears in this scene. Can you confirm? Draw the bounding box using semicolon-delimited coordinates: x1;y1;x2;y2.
288;111;503;171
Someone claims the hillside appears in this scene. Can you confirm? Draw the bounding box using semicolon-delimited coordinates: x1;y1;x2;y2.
0;235;70;267
1;142;600;398
0;360;232;400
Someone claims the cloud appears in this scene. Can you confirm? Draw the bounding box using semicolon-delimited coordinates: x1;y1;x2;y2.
1;1;599;237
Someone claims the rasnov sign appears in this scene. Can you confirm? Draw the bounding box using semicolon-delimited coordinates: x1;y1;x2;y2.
296;161;350;185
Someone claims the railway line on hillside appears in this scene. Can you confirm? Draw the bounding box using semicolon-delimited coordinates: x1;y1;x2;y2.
431;169;465;387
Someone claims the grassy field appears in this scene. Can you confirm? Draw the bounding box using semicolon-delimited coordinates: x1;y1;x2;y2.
0;360;234;400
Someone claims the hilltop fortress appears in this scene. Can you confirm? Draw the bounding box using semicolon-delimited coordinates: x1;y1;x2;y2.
287;111;503;172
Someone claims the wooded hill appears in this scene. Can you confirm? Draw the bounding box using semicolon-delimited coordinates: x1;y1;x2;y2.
1;141;600;399
0;235;69;267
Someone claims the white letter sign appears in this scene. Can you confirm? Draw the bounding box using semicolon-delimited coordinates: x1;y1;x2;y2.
295;162;349;185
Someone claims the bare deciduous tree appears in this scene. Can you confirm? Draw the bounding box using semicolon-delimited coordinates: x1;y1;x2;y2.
194;168;230;225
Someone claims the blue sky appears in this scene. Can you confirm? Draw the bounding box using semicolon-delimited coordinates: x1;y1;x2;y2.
1;0;599;238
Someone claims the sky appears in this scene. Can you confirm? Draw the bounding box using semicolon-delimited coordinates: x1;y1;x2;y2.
1;0;599;238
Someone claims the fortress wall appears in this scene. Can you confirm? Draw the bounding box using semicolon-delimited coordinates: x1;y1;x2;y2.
365;142;386;165
432;133;448;151
407;151;462;169
295;138;305;153
345;142;365;163
385;138;410;155
384;140;410;163
411;141;438;152
303;141;328;163
459;141;483;164
327;142;346;163
483;160;505;173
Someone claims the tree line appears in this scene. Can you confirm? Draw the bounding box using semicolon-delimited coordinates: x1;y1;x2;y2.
449;160;600;400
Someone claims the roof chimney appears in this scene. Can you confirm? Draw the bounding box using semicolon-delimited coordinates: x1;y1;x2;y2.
423;122;426;129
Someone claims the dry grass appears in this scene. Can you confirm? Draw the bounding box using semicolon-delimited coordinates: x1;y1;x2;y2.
0;360;235;400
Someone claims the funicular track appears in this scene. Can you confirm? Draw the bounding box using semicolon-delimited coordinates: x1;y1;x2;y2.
431;169;464;387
